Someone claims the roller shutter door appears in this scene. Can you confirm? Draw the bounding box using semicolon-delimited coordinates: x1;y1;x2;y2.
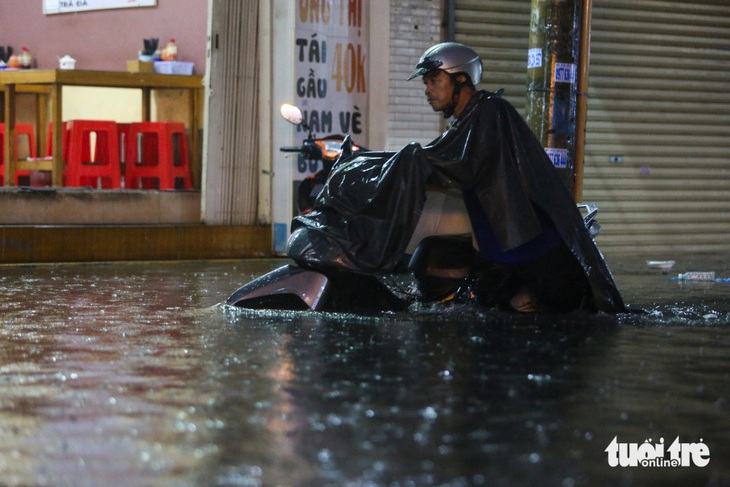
453;0;532;112
453;0;730;255
585;0;730;255
387;1;445;150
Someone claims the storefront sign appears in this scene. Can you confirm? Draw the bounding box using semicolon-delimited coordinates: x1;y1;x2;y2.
44;0;156;15
293;0;369;178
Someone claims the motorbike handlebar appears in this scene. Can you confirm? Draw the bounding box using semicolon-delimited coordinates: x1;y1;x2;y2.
280;144;322;159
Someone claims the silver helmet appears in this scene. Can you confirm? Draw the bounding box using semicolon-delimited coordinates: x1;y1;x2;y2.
408;42;482;85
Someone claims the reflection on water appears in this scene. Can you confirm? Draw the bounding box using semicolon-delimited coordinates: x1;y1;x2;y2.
0;256;728;486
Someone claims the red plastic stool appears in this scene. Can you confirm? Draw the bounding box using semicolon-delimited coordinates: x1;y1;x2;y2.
116;123;131;187
64;120;122;188
125;121;192;190
0;122;35;185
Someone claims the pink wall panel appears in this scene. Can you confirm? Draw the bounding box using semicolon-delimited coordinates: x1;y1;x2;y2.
0;0;207;74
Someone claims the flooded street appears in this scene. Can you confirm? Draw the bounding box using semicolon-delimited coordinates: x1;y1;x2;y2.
0;255;729;486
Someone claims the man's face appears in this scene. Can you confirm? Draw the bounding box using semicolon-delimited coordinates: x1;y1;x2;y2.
422;70;454;113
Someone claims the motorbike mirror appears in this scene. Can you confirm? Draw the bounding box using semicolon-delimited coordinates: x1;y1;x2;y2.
280;103;303;126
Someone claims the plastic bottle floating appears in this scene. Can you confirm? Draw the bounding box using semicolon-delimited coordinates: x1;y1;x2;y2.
672;271;730;284
677;271;715;281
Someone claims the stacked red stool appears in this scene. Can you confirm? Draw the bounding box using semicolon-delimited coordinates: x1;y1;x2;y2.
0;123;36;185
125;121;192;190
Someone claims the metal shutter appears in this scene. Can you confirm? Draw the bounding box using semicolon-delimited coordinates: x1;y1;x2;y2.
453;0;532;111
387;0;445;150
453;0;730;255
585;0;730;254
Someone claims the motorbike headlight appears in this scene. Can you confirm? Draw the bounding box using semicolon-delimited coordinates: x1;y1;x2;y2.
316;140;342;160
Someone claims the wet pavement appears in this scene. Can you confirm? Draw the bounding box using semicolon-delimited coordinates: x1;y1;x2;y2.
0;254;729;486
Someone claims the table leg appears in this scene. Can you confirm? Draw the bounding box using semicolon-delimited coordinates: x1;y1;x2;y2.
36;92;49;158
4;84;16;187
51;83;63;187
142;87;151;121
190;86;202;188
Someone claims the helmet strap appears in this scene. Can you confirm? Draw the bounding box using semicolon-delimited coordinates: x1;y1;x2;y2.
443;73;465;118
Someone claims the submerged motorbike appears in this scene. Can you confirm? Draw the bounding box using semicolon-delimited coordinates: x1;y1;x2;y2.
227;204;600;313
226;105;602;313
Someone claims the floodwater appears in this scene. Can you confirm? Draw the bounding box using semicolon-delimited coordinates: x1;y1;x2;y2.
0;254;728;487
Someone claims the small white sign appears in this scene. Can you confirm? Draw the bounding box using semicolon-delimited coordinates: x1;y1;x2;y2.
44;0;156;15
527;48;542;69
545;147;569;169
554;62;576;83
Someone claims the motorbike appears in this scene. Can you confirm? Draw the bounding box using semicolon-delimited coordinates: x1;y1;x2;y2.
226;105;603;313
279;103;365;215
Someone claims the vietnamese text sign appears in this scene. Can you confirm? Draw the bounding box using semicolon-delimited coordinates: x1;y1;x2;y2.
294;0;369;178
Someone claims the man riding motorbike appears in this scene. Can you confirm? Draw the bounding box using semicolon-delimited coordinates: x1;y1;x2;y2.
409;42;627;313
282;42;626;314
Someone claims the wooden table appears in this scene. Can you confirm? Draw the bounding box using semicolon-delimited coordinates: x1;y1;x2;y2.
0;69;204;187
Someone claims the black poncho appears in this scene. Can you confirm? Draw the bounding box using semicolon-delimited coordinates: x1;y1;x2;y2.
288;91;627;312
